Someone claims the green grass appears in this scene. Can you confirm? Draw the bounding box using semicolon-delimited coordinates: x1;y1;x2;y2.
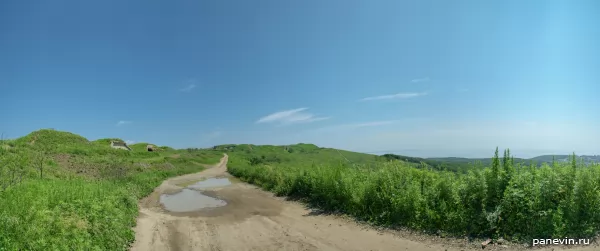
3;129;600;249
227;147;600;242
0;129;224;250
218;143;389;168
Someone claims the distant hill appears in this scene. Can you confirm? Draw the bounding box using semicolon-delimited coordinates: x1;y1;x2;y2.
529;155;600;163
212;143;389;167
430;155;599;165
426;156;529;166
381;154;491;172
381;153;599;172
211;143;599;173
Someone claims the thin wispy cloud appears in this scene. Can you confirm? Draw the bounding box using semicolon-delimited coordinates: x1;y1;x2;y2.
179;78;198;92
360;92;427;101
116;121;132;126
179;84;196;92
256;108;329;125
125;140;136;145
411;77;430;83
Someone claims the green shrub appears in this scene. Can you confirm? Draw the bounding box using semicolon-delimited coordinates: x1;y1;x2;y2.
229;150;600;241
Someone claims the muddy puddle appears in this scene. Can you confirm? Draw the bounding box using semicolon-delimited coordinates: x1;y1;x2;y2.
188;177;232;190
160;189;227;212
160;177;232;213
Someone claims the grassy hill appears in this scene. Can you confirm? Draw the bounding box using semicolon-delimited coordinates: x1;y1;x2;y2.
2;129;600;249
0;129;223;250
214;143;389;168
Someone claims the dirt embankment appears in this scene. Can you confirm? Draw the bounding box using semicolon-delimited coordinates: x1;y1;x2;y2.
131;154;598;251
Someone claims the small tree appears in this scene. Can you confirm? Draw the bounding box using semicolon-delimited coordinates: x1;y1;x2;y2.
34;150;46;179
32;143;51;179
1;149;27;192
486;147;501;210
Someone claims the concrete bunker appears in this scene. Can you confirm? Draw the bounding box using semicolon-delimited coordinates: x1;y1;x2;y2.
110;141;131;151
147;144;156;152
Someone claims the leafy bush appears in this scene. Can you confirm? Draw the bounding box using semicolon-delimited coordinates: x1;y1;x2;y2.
229;149;600;241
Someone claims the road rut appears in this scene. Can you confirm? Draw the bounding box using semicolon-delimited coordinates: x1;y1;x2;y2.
130;154;598;251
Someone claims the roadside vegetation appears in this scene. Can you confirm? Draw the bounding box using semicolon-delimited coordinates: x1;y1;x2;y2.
382;153;600;173
226;145;600;242
2;129;599;249
0;129;223;250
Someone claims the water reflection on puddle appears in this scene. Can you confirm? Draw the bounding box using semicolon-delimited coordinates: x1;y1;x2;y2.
160;189;226;212
160;177;232;212
188;178;232;190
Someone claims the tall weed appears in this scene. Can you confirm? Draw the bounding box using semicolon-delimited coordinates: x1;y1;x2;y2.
229;150;600;241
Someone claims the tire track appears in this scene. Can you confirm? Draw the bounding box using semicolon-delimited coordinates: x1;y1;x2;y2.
131;154;599;251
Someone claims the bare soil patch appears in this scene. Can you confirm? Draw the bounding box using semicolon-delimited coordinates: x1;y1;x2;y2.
131;155;599;251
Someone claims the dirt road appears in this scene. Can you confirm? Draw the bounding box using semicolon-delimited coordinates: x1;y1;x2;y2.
130;154;598;251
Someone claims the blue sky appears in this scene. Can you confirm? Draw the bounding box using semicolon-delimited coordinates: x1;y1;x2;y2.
1;0;599;158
